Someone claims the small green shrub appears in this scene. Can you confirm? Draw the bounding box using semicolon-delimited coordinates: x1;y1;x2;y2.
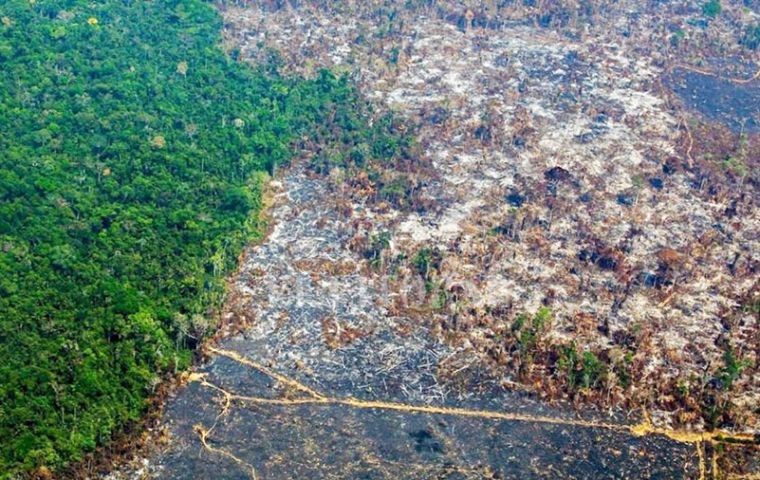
702;0;721;18
558;344;605;390
718;346;750;390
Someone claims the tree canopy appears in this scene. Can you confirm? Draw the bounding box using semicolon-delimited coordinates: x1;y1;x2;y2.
0;0;402;476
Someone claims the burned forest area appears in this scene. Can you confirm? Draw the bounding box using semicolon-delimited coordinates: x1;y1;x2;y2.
89;0;760;479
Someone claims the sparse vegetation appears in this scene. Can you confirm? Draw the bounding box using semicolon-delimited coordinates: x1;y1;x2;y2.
718;346;750;391
412;248;440;281
364;231;392;269
558;345;606;391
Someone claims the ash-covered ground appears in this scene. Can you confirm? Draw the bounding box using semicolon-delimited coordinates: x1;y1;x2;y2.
111;1;759;479
219;0;759;431
115;165;708;480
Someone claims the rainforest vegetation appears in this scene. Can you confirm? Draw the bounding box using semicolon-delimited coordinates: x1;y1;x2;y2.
0;0;408;476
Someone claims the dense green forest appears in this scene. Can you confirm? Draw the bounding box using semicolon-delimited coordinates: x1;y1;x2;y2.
0;0;408;476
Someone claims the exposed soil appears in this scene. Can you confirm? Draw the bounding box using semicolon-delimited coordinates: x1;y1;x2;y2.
666;66;760;133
